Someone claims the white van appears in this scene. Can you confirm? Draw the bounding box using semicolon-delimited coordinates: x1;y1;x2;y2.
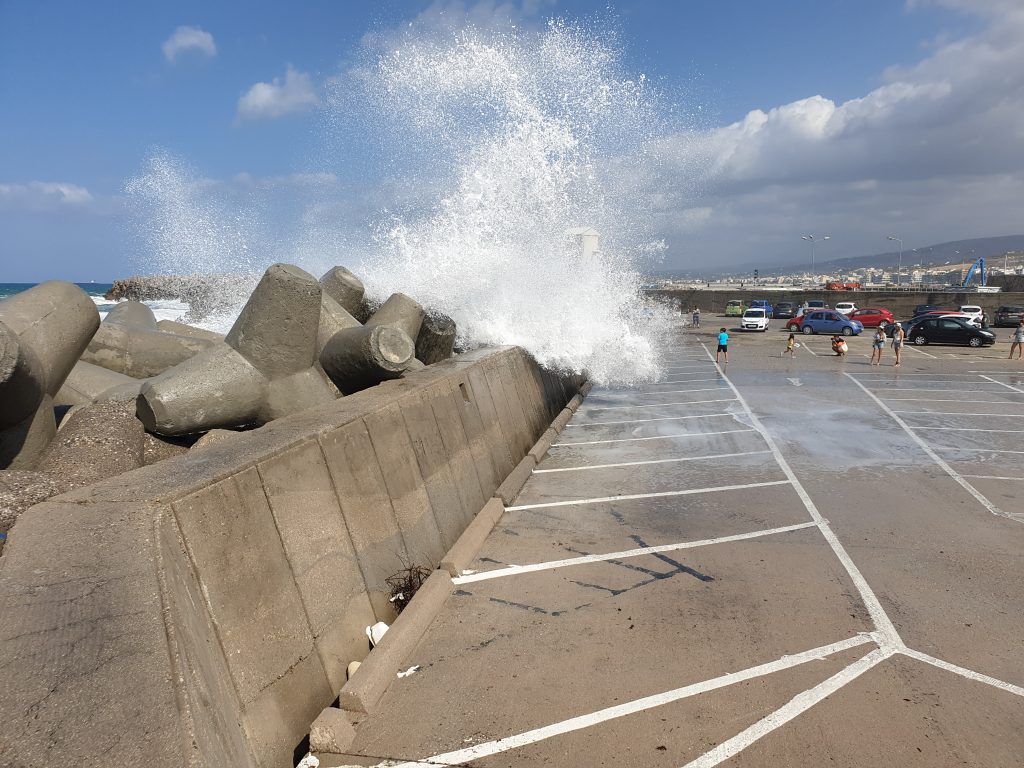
741;308;770;332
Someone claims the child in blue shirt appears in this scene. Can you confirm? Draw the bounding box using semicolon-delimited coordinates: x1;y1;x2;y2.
716;327;729;364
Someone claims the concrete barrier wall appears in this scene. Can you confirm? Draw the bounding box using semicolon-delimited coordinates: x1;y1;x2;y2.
0;346;576;768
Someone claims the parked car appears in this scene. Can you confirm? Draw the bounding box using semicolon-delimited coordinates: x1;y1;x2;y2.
848;308;894;327
834;301;858;315
748;299;774;318
912;311;982;328
774;301;797;319
788;310;864;336
906;317;996;347
741;308;770;332
994;305;1024;326
806;300;828;310
725;300;747;316
958;305;984;324
913;304;942;315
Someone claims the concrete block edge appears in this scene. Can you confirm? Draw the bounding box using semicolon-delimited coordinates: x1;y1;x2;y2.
440;497;505;577
338;570;454;715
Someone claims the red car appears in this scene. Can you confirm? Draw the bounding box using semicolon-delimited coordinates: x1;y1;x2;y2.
848;308;894;327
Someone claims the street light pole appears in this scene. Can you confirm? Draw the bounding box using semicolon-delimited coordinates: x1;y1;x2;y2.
801;234;829;280
887;235;903;287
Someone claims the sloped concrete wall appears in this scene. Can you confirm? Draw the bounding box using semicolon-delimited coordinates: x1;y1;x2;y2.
0;346;576;768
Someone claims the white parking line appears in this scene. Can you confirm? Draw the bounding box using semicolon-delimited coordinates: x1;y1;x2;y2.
453;522;817;583
903;346;938;359
386;635;875;768
504;480;790;512
643;378;722;385
900;648;1024;699
884;397;1016;403
685;647;896;768
854;373;995;377
844;373;1013;522
533;450;772;474
860;387;1017;394
565;412;732;428
590;387;730;399
962;475;1024;481
583;398;737;413
933;447;1024;455
893;411;1024;417
981;374;1024;393
552;428;754;447
912;426;1024;433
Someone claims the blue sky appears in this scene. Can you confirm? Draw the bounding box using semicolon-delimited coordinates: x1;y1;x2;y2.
1;0;1019;281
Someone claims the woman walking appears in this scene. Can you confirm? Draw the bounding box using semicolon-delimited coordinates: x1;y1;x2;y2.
1010;318;1024;360
870;326;886;365
892;322;905;367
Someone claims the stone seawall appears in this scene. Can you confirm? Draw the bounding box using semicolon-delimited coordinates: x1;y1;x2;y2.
653;289;1024;320
0;346;578;768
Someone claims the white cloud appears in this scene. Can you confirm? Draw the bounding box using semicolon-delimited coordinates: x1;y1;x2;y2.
0;181;94;211
162;25;217;63
236;65;320;122
650;2;1024;268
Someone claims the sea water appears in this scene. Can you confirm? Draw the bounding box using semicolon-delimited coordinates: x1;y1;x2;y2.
0;283;191;324
123;21;678;384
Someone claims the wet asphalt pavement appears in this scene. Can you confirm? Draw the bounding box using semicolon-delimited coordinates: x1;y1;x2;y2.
334;321;1024;768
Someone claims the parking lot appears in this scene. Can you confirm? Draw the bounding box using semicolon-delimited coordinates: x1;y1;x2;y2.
337;320;1024;768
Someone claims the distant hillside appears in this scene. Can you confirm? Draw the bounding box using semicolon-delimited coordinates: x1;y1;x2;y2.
651;234;1024;279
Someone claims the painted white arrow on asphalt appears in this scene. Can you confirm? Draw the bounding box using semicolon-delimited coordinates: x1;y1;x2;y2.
787;378;802;387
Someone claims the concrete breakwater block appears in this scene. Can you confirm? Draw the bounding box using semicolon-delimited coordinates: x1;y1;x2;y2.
155;319;225;342
138;264;338;435
320;266;366;317
415;312;457;365
0;281;100;469
366;292;425;343
55;360;146;406
0;470;62;553
82;300;216;378
320;325;415;394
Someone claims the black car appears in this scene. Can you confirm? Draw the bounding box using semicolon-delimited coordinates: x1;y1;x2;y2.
994;305;1024;327
906;317;996;347
774;301;797;319
913;304;940;315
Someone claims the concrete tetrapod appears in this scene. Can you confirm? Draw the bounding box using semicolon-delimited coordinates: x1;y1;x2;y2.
415;312;457;365
0;281;100;468
365;292;425;343
55;360;147;406
138;264;339;435
82;300;215;378
320;325;415;394
319;266;366;317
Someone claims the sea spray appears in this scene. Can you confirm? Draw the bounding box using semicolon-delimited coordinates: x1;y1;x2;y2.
345;22;673;384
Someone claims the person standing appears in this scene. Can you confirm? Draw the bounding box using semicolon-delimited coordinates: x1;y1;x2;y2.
716;327;729;364
892;322;905;367
783;332;796;358
1010;318;1024;360
692;307;701;328
870;325;886;365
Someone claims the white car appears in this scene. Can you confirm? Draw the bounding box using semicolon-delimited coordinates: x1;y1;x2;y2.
741;308;770;332
835;301;858;315
959;305;984;323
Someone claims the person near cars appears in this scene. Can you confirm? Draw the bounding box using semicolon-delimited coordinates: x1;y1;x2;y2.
783;332;795;358
870;326;886;366
1010;318;1024;360
891;322;905;367
717;327;729;364
830;335;848;356
692;307;701;328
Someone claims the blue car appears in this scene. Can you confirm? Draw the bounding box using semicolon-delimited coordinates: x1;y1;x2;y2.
748;299;774;318
792;310;863;336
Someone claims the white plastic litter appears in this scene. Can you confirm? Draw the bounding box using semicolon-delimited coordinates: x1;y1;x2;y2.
296;754;319;768
365;621;389;647
388;592;404;603
460;569;477;576
347;660;361;679
397;665;421;678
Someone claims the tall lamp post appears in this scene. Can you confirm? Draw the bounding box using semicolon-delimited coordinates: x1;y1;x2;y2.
887;235;903;286
801;234;829;280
